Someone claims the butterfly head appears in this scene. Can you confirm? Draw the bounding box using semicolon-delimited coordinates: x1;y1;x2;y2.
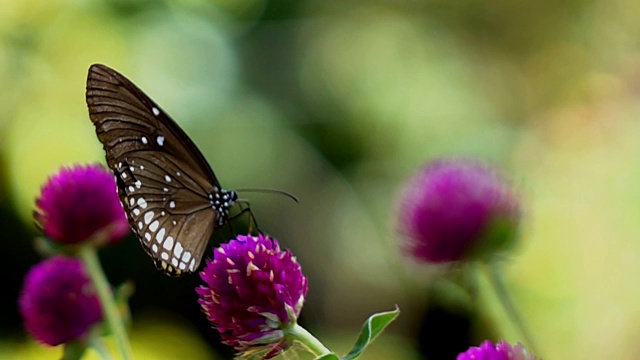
210;187;237;226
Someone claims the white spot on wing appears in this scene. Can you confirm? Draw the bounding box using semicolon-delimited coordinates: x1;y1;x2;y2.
156;228;166;243
169;201;175;209
178;262;186;270
138;221;143;229
163;187;169;192
133;208;140;216
152;244;158;253
182;251;191;262
189;259;196;271
129;198;134;206
141;136;148;145
144;233;151;241
128;186;135;193
171;258;179;267
149;220;159;232
144;211;154;224
174;242;183;257
137;198;147;209
135;180;141;189
164;175;171;182
161;252;169;261
152;107;160;116
163;236;174;250
157;135;164;146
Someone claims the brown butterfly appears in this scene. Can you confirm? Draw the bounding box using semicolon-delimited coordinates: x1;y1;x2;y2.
86;64;245;276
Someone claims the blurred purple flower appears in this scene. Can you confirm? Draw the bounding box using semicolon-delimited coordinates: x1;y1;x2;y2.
197;234;308;359
35;164;129;245
397;158;520;263
18;256;103;346
457;340;536;360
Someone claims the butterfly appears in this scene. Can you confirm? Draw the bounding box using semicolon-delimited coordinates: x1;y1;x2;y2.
86;63;250;276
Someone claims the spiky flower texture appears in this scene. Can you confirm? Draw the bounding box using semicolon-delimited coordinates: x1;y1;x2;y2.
397;158;520;263
18;256;103;346
457;340;536;360
35;164;129;245
197;234;308;359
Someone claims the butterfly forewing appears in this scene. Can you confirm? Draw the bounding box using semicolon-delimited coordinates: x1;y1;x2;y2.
87;65;218;184
86;64;229;276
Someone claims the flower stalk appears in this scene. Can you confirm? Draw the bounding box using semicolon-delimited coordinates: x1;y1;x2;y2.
486;261;539;357
284;324;331;357
89;338;114;360
79;245;133;360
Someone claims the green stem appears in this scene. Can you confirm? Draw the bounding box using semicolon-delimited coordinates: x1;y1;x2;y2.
487;261;539;356
90;338;114;360
286;323;331;357
80;246;133;360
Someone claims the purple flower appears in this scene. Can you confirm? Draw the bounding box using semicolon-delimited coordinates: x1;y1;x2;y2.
197;234;308;358
35;164;129;245
457;340;536;360
18;256;103;346
397;158;520;263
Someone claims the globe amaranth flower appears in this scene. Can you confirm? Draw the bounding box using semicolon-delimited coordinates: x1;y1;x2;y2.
18;256;103;346
35;164;129;245
197;234;308;359
457;340;536;360
397;158;520;263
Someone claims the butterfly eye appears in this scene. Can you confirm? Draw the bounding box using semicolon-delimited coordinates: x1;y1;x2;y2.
86;64;245;276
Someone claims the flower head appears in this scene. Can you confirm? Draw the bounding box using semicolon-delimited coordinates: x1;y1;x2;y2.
397;158;520;263
197;234;308;358
18;256;103;346
457;340;536;360
35;164;129;245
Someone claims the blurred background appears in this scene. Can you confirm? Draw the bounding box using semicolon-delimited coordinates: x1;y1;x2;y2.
2;0;640;359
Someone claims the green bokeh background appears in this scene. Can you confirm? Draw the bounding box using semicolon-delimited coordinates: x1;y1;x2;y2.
2;0;640;359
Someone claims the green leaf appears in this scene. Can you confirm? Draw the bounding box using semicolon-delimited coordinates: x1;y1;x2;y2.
341;306;400;360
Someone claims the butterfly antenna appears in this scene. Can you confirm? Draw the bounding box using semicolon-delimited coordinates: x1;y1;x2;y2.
235;188;299;204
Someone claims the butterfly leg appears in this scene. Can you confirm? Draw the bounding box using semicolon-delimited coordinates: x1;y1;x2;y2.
229;200;262;235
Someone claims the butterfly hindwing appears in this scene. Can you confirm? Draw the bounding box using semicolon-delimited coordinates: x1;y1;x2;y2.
86;63;231;276
113;153;215;275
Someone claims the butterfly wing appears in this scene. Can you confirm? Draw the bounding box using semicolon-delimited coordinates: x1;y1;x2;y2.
86;64;220;276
